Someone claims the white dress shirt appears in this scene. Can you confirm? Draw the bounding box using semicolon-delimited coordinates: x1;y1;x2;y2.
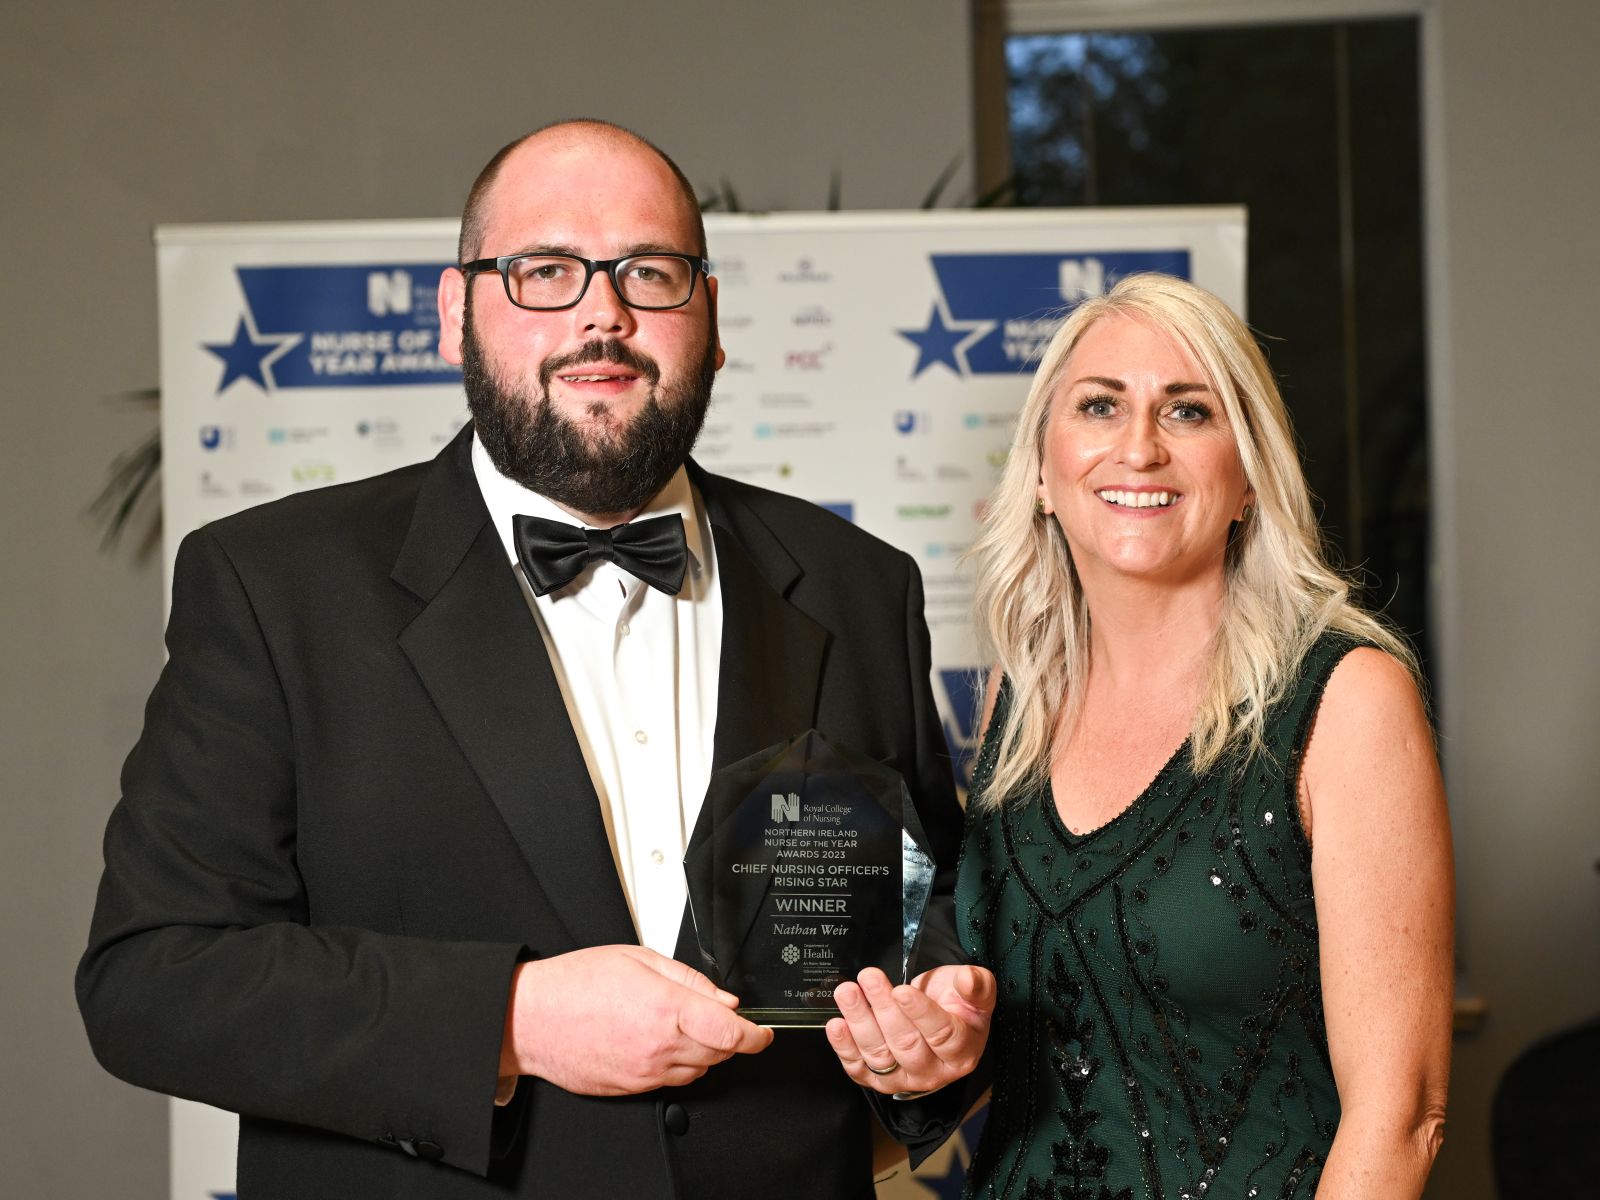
472;434;722;955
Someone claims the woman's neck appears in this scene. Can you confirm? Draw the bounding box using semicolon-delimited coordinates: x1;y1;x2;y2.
1076;564;1226;697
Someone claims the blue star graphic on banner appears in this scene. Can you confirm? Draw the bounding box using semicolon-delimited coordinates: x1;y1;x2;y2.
897;304;986;379
908;1106;987;1198
914;1152;969;1199
203;316;293;394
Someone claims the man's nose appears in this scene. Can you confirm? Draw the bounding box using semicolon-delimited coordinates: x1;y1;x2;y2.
573;268;635;337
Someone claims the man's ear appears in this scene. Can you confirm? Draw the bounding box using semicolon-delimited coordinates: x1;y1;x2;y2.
438;267;466;365
706;274;725;371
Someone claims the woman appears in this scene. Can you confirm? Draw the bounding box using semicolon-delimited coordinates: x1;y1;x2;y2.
956;274;1452;1198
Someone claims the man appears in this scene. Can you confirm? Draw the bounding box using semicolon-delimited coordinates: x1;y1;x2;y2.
79;121;990;1198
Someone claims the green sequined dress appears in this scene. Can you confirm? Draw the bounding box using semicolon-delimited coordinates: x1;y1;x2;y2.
958;635;1359;1200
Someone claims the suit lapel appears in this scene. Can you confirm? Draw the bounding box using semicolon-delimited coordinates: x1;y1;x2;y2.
392;429;636;950
696;471;829;771
677;469;831;968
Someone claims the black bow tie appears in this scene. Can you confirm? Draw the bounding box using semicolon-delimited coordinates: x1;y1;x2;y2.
513;513;688;598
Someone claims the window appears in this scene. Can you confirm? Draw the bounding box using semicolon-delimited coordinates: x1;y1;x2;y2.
997;16;1432;674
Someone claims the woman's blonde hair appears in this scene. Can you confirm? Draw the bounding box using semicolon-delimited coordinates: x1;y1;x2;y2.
971;272;1414;805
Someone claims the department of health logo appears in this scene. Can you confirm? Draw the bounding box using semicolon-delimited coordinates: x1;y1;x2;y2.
897;250;1193;379
202;264;459;394
781;944;801;966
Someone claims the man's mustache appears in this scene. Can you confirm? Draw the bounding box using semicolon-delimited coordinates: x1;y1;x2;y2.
540;340;661;389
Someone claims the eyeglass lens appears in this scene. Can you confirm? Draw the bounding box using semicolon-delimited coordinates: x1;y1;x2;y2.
506;255;695;309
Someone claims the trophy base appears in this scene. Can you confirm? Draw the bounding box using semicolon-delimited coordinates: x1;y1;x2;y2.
739;1006;838;1029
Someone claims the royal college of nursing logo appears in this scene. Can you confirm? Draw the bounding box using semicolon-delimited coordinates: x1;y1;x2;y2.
896;250;1193;379
202;264;461;394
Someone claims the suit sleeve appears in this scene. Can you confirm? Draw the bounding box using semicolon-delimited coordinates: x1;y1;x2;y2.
76;527;524;1177
865;554;990;1164
901;555;964;973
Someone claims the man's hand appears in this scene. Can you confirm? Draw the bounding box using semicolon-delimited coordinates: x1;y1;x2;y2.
826;964;995;1095
497;945;774;1098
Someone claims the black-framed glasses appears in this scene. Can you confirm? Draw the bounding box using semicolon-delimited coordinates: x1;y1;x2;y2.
459;252;711;311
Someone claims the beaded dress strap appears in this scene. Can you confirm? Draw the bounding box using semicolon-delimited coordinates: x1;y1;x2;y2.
1260;632;1367;772
966;674;1014;804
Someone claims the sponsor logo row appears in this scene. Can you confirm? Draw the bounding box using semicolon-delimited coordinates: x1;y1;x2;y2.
891;410;1015;435
699;408;1015;437
711;256;832;286
196;419;452;452
719;344;833;373
717;307;832;331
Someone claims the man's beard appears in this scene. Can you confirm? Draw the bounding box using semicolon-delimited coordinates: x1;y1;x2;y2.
462;302;717;518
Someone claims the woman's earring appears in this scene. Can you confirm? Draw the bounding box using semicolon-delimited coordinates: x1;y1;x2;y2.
1240;503;1254;523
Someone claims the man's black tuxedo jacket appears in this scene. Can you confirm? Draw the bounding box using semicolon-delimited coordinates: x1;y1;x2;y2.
78;426;964;1199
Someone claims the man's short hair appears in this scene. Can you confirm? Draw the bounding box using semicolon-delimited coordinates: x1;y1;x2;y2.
456;119;707;263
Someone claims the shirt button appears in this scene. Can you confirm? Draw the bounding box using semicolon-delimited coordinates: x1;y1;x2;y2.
634;730;648;745
619;622;631;636
651;849;665;865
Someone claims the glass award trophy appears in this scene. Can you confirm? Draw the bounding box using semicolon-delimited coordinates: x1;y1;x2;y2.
683;729;936;1027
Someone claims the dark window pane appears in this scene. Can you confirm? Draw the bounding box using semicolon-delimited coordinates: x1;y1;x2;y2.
1007;19;1431;680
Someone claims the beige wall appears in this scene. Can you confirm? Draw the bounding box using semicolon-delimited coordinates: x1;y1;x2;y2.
0;4;972;1198
1425;0;1600;1194
4;2;1597;1198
